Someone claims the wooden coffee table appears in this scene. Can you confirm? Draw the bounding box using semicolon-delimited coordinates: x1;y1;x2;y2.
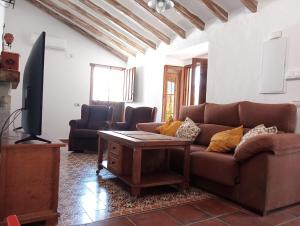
97;131;191;196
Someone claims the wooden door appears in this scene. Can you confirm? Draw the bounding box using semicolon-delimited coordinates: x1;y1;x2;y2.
162;65;183;121
191;58;208;104
182;58;208;106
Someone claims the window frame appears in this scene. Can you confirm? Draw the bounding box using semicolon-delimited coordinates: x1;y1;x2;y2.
89;63;135;103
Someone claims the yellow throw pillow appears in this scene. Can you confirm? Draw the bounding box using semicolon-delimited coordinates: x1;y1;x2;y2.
208;126;244;153
156;116;183;136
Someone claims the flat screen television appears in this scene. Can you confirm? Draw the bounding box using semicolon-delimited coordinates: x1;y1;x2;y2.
15;31;51;144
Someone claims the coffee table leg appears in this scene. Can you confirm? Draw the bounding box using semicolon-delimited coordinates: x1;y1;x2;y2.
96;136;105;175
181;144;190;189
131;147;142;196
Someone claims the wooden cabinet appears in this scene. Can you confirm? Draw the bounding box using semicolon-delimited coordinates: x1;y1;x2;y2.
98;131;190;197
0;135;65;226
107;142;122;175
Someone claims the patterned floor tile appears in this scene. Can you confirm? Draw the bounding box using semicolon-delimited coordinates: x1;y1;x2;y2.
59;148;210;224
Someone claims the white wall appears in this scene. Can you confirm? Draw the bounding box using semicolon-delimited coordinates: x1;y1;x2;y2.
206;0;300;132
0;6;5;44
5;0;126;139
206;0;300;104
127;30;209;121
129;0;300;131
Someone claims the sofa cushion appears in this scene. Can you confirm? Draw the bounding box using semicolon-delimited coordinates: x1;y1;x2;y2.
208;126;244;153
73;129;98;138
239;101;297;133
178;104;205;123
204;103;240;127
191;151;239;186
236;124;278;151
176;117;201;141
87;105;109;129
169;145;207;172
194;124;234;146
156;117;182;136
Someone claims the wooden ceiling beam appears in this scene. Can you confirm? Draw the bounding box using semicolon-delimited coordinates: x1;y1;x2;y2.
26;0;128;61
173;1;205;30
201;0;228;22
134;0;186;39
58;0;146;54
106;0;171;44
240;0;258;13
79;0;156;50
37;0;136;57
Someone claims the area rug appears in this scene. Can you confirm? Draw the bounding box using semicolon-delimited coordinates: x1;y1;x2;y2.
58;149;212;221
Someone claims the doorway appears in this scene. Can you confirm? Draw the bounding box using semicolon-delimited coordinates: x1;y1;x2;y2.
162;58;208;121
162;65;182;121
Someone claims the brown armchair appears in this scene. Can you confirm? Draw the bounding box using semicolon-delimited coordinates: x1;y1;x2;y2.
110;106;157;131
68;104;112;152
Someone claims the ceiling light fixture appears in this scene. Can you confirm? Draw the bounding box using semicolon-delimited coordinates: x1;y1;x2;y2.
0;0;15;8
148;0;174;13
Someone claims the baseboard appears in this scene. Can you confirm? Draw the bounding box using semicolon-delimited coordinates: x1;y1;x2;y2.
59;139;68;144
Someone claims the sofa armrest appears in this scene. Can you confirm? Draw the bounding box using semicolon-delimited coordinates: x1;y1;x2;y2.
136;122;164;133
110;122;129;130
234;133;300;162
69;119;85;130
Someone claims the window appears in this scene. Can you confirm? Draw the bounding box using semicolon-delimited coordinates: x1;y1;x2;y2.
90;64;135;102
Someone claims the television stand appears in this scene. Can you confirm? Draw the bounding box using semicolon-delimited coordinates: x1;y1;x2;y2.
15;135;51;144
0;135;65;226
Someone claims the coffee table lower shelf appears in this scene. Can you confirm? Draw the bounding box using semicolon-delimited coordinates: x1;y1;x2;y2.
101;160;186;189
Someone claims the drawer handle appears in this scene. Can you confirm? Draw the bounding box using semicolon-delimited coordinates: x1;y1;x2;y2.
111;160;116;164
112;146;116;149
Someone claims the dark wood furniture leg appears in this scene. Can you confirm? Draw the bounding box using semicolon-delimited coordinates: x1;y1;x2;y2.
181;144;190;189
96;136;105;175
131;147;142;196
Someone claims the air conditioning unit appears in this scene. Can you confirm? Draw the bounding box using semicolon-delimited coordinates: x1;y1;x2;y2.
30;33;67;51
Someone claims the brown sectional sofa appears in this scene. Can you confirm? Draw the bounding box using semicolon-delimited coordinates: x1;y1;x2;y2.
137;101;300;215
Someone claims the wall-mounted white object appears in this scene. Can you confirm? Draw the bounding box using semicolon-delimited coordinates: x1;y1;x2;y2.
285;70;300;80
269;31;283;40
30;34;67;51
260;38;287;94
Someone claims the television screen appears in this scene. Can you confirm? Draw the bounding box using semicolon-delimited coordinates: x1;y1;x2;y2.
15;31;50;144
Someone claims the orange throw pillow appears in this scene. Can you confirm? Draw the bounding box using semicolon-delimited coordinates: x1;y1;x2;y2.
156;116;183;136
208;126;244;153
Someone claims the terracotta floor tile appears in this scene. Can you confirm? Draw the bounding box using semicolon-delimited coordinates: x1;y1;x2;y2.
280;218;300;226
80;200;107;212
164;204;209;224
192;198;237;217
190;219;229;226
286;204;300;216
129;210;180;226
85;210;112;222
260;211;296;225
220;211;272;226
87;217;134;226
61;212;93;225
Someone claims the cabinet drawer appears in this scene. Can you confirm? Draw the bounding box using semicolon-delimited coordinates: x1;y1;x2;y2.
108;155;121;174
109;142;122;156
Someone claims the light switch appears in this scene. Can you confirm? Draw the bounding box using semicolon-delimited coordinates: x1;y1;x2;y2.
292;101;300;108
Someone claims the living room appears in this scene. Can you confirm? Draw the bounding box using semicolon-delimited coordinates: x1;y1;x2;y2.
1;0;300;226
